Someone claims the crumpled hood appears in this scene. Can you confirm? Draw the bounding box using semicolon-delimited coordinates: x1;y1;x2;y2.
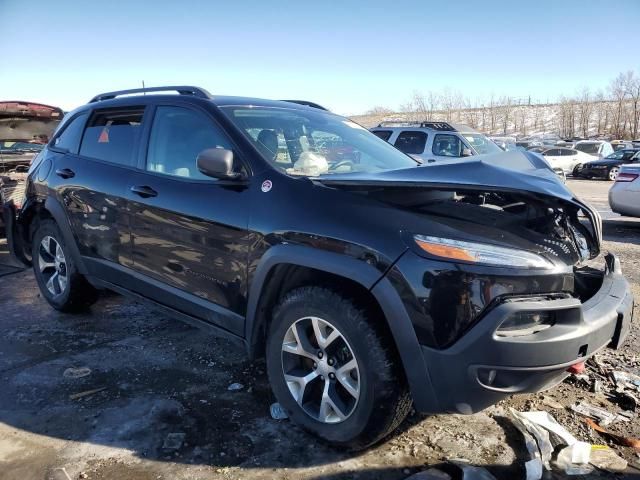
319;151;573;202
0;101;63;141
318;150;603;253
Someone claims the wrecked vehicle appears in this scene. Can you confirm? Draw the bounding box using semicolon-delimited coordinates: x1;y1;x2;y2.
0;101;62;236
5;86;634;449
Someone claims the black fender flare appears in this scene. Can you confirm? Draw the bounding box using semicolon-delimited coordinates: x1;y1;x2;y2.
31;196;89;275
245;243;439;412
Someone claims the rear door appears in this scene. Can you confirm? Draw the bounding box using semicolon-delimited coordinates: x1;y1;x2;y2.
52;106;145;272
127;103;250;335
393;130;428;162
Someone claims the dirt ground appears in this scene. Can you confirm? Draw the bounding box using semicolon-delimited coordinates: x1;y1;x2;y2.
0;179;639;480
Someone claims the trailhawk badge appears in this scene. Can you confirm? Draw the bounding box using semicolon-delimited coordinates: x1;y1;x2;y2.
261;180;273;193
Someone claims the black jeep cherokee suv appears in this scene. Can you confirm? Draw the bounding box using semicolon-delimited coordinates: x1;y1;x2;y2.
4;86;633;449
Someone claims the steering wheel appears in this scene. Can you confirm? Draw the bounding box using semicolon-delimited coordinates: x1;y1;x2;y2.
329;160;354;171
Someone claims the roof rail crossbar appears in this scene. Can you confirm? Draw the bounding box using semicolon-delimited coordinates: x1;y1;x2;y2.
280;100;329;111
89;86;213;103
376;120;455;131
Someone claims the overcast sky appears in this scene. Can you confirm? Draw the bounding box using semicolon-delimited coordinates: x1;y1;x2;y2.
1;0;639;114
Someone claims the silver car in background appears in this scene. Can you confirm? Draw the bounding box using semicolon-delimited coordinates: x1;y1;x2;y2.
609;164;640;217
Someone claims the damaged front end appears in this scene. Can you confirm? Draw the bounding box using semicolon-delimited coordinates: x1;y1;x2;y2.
319;156;611;348
320;156;632;414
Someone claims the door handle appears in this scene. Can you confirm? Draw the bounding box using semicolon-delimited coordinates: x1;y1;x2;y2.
55;168;75;179
130;185;158;198
427;159;436;163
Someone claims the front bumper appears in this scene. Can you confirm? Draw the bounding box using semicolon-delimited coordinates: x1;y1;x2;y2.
418;253;633;414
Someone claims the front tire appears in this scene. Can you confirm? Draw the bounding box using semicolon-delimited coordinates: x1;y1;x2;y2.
266;286;411;450
608;166;619;181
572;164;582;176
31;219;97;312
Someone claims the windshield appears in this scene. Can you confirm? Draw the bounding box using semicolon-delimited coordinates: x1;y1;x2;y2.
575;143;600;154
462;133;503;155
220;106;418;176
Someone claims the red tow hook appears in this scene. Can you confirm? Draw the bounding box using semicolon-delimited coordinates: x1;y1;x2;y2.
567;362;586;374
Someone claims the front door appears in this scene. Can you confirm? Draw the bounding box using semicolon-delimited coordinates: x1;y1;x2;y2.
128;104;250;335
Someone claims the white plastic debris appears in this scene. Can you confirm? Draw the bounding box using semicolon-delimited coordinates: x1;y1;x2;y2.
63;367;92;379
519;410;578;446
589;445;628;472
510;409;553;472
270;402;288;420
570;402;623;426
227;382;244;391
555;441;593;474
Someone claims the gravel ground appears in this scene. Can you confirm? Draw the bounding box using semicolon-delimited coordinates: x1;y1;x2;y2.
0;179;638;480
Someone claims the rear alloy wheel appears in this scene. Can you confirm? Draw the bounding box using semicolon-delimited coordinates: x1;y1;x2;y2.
608;166;619;181
32;219;97;312
266;286;412;450
38;236;69;297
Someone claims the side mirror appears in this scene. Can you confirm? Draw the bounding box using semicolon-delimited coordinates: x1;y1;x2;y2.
196;148;241;180
461;148;473;157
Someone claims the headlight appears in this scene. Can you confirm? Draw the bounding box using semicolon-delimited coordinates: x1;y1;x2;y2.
413;235;554;269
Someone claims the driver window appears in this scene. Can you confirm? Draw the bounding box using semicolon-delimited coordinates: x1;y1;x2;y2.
146;106;233;179
432;134;463;157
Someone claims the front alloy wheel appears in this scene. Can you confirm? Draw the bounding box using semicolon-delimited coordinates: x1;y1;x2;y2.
38;235;68;297
282;316;360;423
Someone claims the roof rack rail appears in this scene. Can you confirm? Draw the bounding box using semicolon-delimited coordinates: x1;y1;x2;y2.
376;120;455;131
89;86;213;103
280;99;329;111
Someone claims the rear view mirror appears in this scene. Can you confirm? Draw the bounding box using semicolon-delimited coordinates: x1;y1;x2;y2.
461;148;473;157
196;148;242;180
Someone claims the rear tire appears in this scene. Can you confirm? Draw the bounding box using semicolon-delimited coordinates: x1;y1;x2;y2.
31;219;98;312
266;286;412;450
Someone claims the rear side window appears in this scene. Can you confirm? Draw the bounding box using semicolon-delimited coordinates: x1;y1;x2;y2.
372;130;392;142
52;113;88;154
394;131;427;154
79;107;144;165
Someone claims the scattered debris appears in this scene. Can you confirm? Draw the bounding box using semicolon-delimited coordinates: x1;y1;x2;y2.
508;409;547;479
541;396;563;410
162;432;186;450
63;367;92;379
518;410;578;446
270;402;288;420
589;445;628;473
570;401;623;426
585;418;640;451
620;391;638;411
227;382;244;391
69;387;106;400
612;370;640;390
555;443;592;475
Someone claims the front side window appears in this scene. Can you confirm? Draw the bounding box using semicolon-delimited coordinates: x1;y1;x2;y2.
79;108;144;165
146;106;233;179
432;134;465;157
52;113;88;154
461;133;502;155
371;130;392;142
220;106;418;177
394;131;427;154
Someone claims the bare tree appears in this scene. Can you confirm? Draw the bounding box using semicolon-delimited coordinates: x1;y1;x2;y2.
499;96;514;134
609;73;629;138
576;88;594;138
624;71;640;139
